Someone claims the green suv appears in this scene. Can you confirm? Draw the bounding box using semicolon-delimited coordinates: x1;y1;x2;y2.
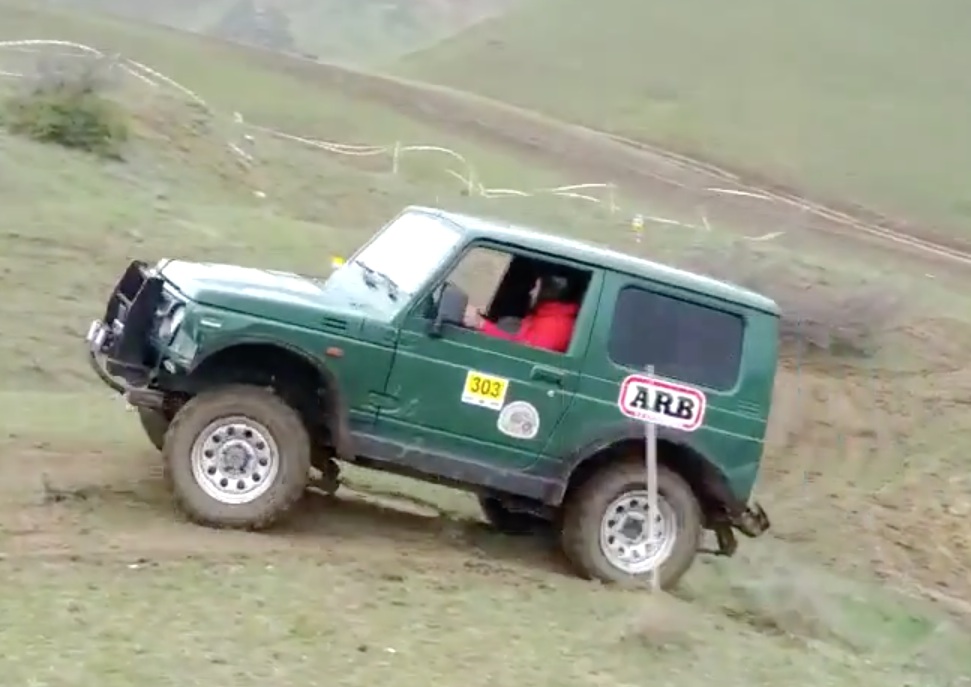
85;206;776;588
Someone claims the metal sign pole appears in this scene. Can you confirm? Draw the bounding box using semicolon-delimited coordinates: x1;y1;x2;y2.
644;364;659;593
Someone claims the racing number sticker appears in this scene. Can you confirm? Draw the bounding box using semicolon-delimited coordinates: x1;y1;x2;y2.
461;370;509;411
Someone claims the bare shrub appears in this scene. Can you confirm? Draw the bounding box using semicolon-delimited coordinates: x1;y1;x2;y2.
1;55;130;158
675;242;902;358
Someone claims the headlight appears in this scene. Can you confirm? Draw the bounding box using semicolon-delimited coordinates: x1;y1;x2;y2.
158;305;186;341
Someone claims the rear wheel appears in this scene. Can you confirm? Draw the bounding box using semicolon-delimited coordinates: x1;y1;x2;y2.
137;408;169;451
561;459;702;589
163;384;311;530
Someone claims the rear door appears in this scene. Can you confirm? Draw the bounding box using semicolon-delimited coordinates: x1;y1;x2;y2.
544;272;753;465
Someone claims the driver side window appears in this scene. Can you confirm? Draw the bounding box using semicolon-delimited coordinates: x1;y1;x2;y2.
446;247;512;312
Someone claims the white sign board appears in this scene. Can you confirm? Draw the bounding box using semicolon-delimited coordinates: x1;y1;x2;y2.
617;374;707;432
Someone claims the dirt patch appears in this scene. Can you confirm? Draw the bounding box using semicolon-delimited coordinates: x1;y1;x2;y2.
761;353;971;605
620;592;711;650
0;446;570;587
165;38;971;273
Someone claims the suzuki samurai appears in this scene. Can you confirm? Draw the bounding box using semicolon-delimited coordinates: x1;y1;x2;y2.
85;206;775;588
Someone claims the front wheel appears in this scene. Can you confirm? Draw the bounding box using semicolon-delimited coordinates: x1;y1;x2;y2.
162;384;311;530
560;459;702;589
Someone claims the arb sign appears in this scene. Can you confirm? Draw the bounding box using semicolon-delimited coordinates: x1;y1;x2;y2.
617;374;707;432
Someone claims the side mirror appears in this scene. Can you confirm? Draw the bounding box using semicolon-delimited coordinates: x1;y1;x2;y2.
429;282;468;338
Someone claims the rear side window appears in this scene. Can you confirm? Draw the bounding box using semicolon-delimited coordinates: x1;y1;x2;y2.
608;286;743;391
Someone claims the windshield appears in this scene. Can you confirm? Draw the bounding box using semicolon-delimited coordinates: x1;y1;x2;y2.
350;211;463;296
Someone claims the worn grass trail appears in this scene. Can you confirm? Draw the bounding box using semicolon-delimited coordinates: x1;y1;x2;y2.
398;0;971;234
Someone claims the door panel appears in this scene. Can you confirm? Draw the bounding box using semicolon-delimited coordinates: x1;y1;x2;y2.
377;323;577;470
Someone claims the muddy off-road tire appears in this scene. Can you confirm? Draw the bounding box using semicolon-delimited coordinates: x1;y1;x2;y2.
163;384;311;530
138;408;169;451
478;495;544;535
561;459;702;589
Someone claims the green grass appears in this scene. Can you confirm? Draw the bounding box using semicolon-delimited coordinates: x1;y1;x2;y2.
2;2;971;685
0;550;966;686
397;0;971;234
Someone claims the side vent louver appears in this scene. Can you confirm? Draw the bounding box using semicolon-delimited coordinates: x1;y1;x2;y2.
737;400;761;415
321;317;348;332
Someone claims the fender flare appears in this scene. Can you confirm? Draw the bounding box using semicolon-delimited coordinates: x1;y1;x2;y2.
546;420;741;515
186;337;355;460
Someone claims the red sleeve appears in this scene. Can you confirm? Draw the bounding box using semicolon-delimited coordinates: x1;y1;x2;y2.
479;314;572;352
517;316;572;352
478;318;517;341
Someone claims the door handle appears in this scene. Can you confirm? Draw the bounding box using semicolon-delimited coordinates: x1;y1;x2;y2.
530;365;565;386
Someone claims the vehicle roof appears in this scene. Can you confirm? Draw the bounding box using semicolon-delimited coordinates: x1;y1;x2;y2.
411;206;780;316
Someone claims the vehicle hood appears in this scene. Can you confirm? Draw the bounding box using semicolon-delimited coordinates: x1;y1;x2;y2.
158;259;374;328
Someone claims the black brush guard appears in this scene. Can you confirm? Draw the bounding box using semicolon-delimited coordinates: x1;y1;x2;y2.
88;260;165;395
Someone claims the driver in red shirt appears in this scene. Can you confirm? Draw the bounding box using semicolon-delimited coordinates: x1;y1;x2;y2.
463;274;579;353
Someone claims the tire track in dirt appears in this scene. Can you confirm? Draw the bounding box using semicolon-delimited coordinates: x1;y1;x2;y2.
174;35;971;270
603;132;971;265
0;447;567;585
761;363;971;602
66;18;971;268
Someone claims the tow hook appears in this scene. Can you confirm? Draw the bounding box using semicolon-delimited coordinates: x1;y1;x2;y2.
735;502;771;538
706;503;771;558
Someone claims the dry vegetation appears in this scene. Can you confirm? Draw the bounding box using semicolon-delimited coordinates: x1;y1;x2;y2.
2;57;130;157
677;243;903;358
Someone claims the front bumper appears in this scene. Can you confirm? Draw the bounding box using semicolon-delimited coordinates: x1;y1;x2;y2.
85;260;166;410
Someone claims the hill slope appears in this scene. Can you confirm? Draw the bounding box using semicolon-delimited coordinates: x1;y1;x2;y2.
43;0;513;62
397;0;971;234
2;1;971;684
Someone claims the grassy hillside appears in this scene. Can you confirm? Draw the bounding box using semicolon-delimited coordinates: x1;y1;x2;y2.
398;0;971;234
2;1;971;684
42;0;513;63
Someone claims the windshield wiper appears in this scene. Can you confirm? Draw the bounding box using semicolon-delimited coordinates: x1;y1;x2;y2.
353;260;400;301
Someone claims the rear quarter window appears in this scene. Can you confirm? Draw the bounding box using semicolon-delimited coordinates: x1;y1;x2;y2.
608;285;744;391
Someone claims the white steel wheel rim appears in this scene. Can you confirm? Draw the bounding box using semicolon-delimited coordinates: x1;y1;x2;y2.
190;416;281;505
599;490;678;575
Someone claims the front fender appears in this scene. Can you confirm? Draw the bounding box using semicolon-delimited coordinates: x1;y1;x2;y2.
186;333;319;376
179;336;356;461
